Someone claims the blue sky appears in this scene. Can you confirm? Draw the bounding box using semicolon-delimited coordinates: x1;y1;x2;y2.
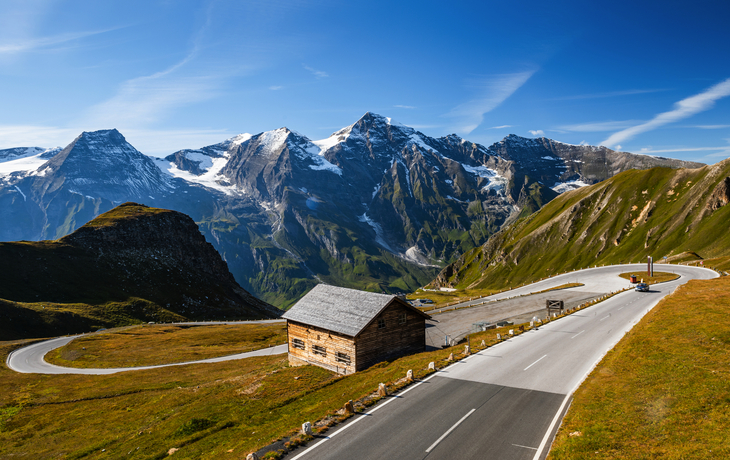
1;0;729;162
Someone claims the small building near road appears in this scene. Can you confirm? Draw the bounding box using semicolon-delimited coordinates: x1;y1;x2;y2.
282;284;432;374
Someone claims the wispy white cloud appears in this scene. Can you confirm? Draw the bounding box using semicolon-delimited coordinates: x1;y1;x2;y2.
269;85;283;90
0;29;120;54
549;88;667;101
84;71;220;128
690;124;730;129
558;120;642;132
303;64;328;78
637;145;730;154
445;71;534;134
602;78;730;148
0;124;76;148
529;129;545;136
394;105;415;109
489;125;512;129
82;15;224;128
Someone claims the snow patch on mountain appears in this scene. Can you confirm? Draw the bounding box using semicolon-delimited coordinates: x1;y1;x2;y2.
0;147;60;177
407;133;437;154
183;151;215;170
461;164;497;179
552;179;589;194
359;213;392;251
155;156;239;195
396;158;413;196
482;174;509;196
404;246;439;267
257;129;289;156
372;184;381;199
14;186;26;201
227;133;252;147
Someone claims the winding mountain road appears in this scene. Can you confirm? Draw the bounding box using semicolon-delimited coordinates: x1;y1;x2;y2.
6;320;288;375
287;264;718;460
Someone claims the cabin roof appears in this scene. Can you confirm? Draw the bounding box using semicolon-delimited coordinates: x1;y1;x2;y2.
281;284;431;337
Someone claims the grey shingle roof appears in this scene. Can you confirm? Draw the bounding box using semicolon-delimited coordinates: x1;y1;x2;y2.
282;284;429;337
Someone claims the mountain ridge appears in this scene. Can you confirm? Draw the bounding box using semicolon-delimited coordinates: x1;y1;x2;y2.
0;112;708;306
429;157;730;292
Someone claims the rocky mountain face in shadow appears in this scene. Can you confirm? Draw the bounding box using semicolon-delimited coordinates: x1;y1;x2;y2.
0;203;279;339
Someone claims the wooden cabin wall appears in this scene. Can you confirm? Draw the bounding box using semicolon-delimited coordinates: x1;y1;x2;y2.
287;320;357;374
355;302;425;371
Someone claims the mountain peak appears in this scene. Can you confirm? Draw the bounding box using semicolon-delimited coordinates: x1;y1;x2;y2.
35;128;172;201
77;128;126;144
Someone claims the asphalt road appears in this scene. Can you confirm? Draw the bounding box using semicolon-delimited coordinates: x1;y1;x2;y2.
288;264;718;460
6;320;288;375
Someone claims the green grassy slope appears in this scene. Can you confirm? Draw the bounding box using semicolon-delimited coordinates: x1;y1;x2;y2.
431;158;730;291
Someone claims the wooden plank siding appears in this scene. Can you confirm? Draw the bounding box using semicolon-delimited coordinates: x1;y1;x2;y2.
287;320;358;375
354;300;426;371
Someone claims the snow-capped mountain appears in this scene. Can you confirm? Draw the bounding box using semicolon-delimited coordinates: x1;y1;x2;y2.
35;129;174;202
0;113;704;306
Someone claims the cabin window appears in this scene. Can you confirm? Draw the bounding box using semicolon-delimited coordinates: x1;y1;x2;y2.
335;352;351;365
378;317;386;329
313;345;327;356
399;312;407;324
291;338;305;350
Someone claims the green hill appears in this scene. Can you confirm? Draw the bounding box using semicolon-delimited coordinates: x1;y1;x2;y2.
431;158;730;291
0;203;279;340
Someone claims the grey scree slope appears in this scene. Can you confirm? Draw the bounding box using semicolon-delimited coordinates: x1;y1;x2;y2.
282;284;427;337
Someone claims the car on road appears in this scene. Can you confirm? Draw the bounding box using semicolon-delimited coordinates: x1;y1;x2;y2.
635;283;650;292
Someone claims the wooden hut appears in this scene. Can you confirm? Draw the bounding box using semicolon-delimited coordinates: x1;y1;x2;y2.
282;284;431;374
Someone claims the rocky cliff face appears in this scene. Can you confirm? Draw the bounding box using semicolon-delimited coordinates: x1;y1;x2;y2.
0;203;279;340
61;202;280;319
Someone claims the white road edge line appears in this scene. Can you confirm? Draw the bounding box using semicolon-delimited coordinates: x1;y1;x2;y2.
531;393;571;460
425;408;476;453
524;354;547;371
288;371;441;460
570;330;584;339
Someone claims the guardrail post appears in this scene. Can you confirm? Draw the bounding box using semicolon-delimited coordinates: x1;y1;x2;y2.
378;383;388;397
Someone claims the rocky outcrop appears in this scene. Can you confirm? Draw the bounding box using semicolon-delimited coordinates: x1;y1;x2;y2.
705;177;730;212
57;202;281;319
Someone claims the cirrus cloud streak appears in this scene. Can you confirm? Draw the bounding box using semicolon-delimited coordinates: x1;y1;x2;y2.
601;78;730;148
